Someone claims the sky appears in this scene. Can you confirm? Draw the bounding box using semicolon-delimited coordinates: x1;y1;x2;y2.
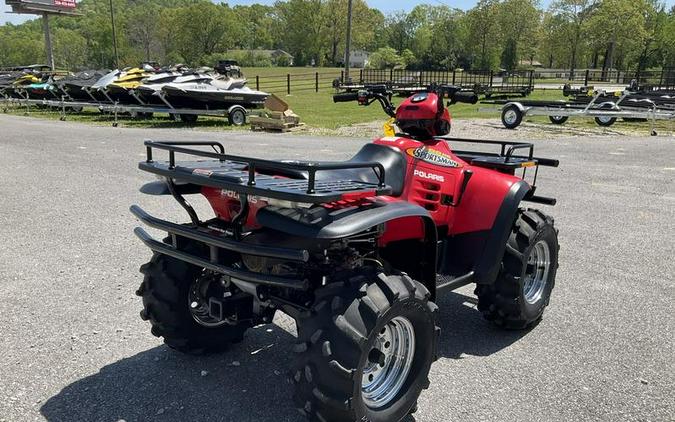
2;0;674;25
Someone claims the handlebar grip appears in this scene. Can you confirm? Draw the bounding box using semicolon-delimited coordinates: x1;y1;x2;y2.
451;91;479;105
333;92;360;103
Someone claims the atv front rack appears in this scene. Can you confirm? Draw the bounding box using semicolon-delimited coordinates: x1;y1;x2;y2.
436;137;560;205
141;141;391;203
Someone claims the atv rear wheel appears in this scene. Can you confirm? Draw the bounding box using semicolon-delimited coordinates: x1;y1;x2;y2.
476;209;559;329
137;240;250;353
290;273;439;422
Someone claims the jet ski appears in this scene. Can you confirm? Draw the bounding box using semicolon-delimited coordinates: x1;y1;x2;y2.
133;72;211;106
161;79;269;110
8;73;42;99
105;67;153;104
90;69;123;102
24;80;58;100
0;71;22;98
56;69;111;102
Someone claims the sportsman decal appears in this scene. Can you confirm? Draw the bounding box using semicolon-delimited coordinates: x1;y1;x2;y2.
406;147;461;168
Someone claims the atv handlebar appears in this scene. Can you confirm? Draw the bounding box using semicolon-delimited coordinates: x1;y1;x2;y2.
449;91;478;105
333;92;360;102
333;84;479;118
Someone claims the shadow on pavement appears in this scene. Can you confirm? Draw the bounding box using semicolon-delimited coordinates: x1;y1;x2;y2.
40;291;526;422
435;290;530;359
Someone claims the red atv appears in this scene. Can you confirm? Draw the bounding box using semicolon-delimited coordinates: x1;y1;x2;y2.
131;85;560;422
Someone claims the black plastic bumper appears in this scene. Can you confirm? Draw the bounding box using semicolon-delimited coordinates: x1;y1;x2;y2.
131;205;309;290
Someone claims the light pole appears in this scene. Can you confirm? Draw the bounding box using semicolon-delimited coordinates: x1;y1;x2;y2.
109;0;119;68
344;0;353;82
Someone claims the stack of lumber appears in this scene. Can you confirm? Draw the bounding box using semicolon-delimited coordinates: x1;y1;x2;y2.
249;94;304;132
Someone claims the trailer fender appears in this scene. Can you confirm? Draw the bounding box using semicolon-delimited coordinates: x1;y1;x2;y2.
474;180;531;284
505;101;527;113
228;105;247;126
597;101;619;110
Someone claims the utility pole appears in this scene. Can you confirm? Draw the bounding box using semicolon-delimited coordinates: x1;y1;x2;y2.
343;0;353;83
42;14;55;70
109;0;119;68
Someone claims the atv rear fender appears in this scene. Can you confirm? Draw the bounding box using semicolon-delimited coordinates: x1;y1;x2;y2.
256;200;438;296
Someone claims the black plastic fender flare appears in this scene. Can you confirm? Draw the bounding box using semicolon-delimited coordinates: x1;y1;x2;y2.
257;201;438;294
474;180;531;284
256;200;433;240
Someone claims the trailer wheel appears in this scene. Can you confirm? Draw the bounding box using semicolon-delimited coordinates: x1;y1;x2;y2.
291;273;439;422
137;239;251;354
595;103;617;127
501;104;523;129
228;107;246;126
179;114;198;124
549;115;568;125
475;209;559;329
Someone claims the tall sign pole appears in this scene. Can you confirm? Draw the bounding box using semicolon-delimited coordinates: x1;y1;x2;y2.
109;0;119;68
5;0;79;70
343;0;353;82
42;13;54;70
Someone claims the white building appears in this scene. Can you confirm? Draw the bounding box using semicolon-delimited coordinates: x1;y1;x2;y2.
349;50;370;68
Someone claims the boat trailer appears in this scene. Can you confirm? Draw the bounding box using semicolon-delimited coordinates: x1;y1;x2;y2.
498;89;675;136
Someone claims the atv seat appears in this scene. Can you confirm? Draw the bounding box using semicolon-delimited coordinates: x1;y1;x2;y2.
315;143;407;196
253;144;407;197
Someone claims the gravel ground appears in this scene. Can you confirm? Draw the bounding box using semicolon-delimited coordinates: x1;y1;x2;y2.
308;117;675;139
0;114;673;422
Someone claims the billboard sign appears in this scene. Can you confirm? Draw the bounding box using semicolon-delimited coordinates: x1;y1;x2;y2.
5;0;78;15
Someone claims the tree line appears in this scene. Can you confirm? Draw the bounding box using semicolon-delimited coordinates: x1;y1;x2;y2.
1;0;674;73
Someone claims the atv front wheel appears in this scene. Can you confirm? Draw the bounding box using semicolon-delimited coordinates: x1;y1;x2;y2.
291;273;439;422
137;241;250;353
476;209;559;329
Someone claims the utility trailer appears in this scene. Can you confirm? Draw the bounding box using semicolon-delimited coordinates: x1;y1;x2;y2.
498;89;675;135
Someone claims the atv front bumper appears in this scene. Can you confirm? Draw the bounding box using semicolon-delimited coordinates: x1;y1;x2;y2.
130;205;310;291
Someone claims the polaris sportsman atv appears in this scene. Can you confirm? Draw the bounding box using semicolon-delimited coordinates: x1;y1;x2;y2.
131;85;560;422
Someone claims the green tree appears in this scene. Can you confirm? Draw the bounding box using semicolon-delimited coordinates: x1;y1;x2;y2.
497;0;542;68
466;0;501;70
548;0;594;74
275;0;325;66
367;47;404;69
585;0;648;71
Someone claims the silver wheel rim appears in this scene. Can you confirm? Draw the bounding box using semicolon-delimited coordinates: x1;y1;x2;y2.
362;316;416;409
552;116;564;121
504;109;518;125
523;240;551;304
232;110;245;125
597;116;612;124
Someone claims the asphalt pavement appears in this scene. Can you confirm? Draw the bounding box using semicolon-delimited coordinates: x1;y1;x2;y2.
0;114;673;422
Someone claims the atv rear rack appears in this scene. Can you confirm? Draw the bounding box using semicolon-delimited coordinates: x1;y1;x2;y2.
141;141;391;203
